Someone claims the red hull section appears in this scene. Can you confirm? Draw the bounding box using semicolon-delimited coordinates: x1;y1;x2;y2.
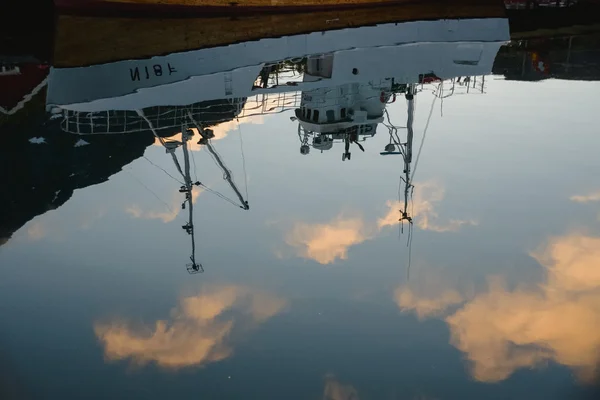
0;65;49;115
54;0;411;17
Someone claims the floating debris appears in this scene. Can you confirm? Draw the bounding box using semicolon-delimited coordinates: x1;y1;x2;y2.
29;137;46;144
74;139;90;148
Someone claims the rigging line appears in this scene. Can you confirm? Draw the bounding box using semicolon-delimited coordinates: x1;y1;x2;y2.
236;118;249;200
406;185;415;282
137;108;185;185
204;138;233;181
398;173;403;204
136;109;166;147
407;223;413;281
410;85;440;182
398;173;403;239
394;131;403;148
440;81;445;118
410;185;415;218
384;109;407;131
190;147;199;183
204;140;233;182
186;119;199;183
199;183;242;208
123;168;173;213
411;91;417;117
143;156;184;185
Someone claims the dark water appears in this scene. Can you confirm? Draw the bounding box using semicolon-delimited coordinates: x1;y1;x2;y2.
2;12;600;400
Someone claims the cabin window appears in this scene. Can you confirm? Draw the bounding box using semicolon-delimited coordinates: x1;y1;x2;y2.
326;110;335;122
312;110;320;122
340;108;346;119
306;109;312;120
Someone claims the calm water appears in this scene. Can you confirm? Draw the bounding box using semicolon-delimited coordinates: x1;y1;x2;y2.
2;14;600;400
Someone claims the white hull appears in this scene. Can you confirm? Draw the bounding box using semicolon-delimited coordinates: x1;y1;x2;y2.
47;17;509;112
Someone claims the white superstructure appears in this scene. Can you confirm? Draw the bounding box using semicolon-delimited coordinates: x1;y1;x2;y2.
46;17;509;113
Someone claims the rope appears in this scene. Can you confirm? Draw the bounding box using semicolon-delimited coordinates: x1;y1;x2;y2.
137;108;187;185
410;85;441;182
198;183;243;208
191;149;199;182
406;222;413;281
398;173;404;239
123;168;174;213
407;182;415;281
143;156;184;185
440;81;445;118
184;110;246;209
237;118;249;200
189;134;199;183
398;173;403;205
205;139;229;180
383;109;406;157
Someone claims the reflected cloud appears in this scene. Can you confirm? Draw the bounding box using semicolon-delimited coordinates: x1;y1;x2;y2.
378;181;477;232
285;214;373;265
26;221;46;240
395;286;464;320
126;186;202;223
323;375;360;400
570;191;600;203
284;182;475;264
80;209;106;230
397;234;600;383
94;285;286;369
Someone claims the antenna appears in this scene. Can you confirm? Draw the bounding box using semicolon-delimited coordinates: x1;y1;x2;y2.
379;84;416;280
137;108;205;274
179;127;204;274
186;111;250;210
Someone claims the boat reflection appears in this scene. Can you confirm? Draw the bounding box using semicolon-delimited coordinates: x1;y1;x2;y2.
142;113;250;274
42;16;509;272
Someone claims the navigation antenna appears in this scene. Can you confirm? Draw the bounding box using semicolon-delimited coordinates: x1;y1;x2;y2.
186;110;250;211
178;127;204;274
380;84;417;280
136;109;204;274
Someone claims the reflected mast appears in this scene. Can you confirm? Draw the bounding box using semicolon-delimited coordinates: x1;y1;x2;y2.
137;109;250;274
381;83;416;227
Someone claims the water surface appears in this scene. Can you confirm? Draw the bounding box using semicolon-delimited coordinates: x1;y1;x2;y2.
1;17;600;400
